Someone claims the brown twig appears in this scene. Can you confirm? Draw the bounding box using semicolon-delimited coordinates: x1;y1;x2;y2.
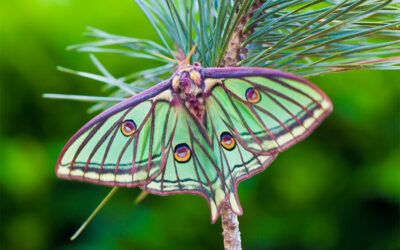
221;204;241;250
223;0;266;67
220;1;265;249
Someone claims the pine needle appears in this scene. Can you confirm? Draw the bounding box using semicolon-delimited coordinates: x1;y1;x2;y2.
70;187;119;241
133;191;149;205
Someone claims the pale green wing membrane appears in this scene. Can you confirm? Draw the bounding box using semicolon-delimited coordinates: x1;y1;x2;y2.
56;90;175;186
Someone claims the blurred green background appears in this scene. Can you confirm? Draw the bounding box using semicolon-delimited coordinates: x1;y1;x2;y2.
0;1;399;249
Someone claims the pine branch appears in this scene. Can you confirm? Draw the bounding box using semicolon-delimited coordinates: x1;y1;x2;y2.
223;0;267;67
57;0;398;93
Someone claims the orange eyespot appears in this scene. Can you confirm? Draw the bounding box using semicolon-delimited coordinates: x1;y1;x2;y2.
221;132;236;151
174;143;191;163
245;88;261;103
121;120;136;136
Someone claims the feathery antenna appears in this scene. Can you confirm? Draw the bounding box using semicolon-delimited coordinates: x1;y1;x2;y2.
152;53;181;64
185;44;197;65
152;44;198;66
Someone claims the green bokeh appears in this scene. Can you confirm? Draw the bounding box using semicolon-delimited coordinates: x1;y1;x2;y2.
1;1;399;249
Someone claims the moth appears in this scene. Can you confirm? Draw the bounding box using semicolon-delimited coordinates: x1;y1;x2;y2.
56;49;332;223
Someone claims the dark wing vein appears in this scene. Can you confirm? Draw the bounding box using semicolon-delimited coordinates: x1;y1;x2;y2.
245;79;316;116
99;123;120;181
69;121;105;176
223;91;265;150
220;84;282;148
209;95;263;154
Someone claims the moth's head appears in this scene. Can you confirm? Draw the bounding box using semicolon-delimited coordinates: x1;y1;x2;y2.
152;44;202;92
172;66;202;92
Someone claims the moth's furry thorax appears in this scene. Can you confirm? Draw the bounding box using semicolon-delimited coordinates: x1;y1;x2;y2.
172;66;205;122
